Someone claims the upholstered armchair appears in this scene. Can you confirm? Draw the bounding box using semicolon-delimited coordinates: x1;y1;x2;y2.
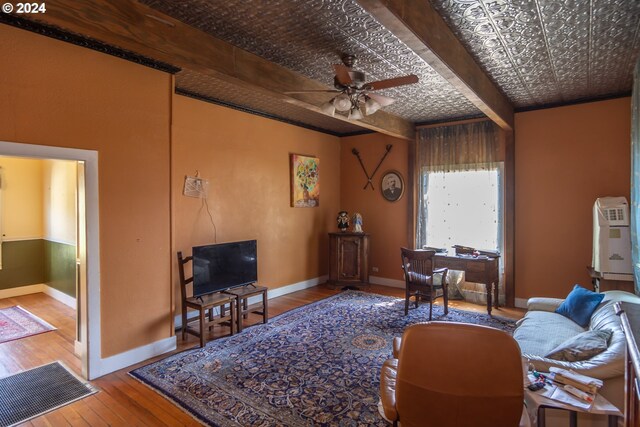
379;322;529;427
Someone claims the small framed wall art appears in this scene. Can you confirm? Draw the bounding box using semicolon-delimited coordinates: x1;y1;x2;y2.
380;170;404;202
290;154;320;207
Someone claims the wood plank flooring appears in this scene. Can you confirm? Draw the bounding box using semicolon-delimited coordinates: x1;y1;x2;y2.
0;285;524;426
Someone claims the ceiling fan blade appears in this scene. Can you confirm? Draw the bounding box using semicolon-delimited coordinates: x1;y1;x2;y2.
284;90;340;94
366;92;395;106
334;64;353;85
367;74;419;91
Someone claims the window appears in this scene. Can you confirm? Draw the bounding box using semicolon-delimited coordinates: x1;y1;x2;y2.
423;167;501;252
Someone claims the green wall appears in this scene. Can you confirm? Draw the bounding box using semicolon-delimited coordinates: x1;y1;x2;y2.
0;239;76;297
0;240;45;289
44;240;76;297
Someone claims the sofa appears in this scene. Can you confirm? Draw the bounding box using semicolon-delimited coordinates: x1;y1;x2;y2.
514;290;640;410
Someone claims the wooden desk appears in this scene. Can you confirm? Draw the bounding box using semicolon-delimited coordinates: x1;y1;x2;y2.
433;254;500;315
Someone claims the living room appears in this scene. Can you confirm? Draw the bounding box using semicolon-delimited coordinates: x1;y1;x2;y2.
0;1;637;426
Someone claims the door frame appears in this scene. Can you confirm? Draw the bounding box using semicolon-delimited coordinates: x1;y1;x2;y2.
0;140;100;379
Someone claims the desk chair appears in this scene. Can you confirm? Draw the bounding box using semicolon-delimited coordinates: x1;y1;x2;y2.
177;251;236;347
400;247;449;320
380;322;528;427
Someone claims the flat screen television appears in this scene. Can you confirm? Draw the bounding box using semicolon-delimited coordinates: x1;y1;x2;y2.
192;240;257;297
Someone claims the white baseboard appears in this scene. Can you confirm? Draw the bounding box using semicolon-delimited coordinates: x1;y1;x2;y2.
74;340;83;358
515;298;528;309
42;286;76;309
0;283;45;299
92;335;177;379
0;283;77;309
370;276;405;289
174;275;328;329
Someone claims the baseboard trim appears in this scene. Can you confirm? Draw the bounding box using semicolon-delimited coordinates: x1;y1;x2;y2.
515;298;528;309
0;283;45;299
42;286;76;309
0;284;77;309
174;275;328;329
370;276;405;289
93;335;177;379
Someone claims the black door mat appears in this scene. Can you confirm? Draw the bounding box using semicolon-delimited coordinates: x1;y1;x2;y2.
0;361;98;427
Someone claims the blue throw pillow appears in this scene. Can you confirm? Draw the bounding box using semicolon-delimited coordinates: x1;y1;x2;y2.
555;285;605;327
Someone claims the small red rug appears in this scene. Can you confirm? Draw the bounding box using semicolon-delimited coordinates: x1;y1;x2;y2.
0;306;56;344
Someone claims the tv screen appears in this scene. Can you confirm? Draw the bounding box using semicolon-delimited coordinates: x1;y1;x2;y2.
192;240;257;297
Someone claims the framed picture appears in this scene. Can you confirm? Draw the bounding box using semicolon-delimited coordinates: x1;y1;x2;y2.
380;170;404;202
290;154;320;207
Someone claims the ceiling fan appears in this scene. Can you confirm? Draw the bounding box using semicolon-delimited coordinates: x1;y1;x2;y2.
286;54;419;120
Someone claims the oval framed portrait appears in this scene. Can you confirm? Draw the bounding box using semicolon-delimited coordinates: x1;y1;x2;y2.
380;170;404;202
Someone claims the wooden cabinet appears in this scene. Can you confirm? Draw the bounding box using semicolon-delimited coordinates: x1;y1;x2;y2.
328;232;369;289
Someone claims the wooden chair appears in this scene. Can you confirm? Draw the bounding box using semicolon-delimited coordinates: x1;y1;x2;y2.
400;247;449;320
177;251;236;347
222;284;268;332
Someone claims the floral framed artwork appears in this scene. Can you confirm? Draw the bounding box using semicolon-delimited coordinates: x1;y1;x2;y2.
381;170;404;202
290;154;320;207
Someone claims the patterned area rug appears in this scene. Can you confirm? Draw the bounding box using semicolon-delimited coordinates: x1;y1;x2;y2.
131;291;515;426
0;306;56;344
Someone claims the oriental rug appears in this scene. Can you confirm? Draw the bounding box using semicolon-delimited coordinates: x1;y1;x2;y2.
0;361;97;427
0;306;56;344
130;291;515;427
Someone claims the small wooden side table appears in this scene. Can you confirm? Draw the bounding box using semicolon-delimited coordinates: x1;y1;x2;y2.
524;378;621;426
223;284;268;332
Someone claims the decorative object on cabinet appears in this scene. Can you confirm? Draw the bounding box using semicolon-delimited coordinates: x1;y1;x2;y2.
337;211;349;232
290;153;319;207
381;170;404;202
328;232;369;290
351;144;392;190
352;213;363;233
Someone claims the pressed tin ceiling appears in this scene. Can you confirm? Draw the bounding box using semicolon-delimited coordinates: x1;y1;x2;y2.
137;0;639;131
429;0;640;108
140;0;482;123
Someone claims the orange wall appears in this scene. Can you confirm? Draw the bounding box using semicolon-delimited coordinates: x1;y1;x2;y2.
172;95;341;307
0;25;172;357
340;133;410;281
515;98;631;300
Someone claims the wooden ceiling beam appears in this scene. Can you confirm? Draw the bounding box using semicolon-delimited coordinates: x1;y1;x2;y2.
356;0;514;130
19;0;415;140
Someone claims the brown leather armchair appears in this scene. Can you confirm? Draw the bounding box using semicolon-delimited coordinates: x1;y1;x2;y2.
380;322;528;427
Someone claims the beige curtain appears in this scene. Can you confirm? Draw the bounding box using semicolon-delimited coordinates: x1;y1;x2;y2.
416;120;499;173
416;120;502;303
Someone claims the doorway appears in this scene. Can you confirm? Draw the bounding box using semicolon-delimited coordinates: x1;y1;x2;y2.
0;141;99;379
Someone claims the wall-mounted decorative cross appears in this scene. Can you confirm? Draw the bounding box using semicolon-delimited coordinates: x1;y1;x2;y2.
352;144;393;190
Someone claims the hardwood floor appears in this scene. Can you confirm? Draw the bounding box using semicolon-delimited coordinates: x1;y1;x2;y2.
1;285;524;426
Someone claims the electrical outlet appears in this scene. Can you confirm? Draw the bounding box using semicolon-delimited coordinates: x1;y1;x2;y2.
372;267;379;273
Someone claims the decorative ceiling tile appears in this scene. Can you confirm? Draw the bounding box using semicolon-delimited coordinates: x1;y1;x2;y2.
140;0;481;122
430;0;640;108
175;68;366;135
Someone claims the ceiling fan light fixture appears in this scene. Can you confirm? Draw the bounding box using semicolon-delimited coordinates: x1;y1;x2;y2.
321;101;336;116
333;94;352;112
348;106;363;120
364;97;382;115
